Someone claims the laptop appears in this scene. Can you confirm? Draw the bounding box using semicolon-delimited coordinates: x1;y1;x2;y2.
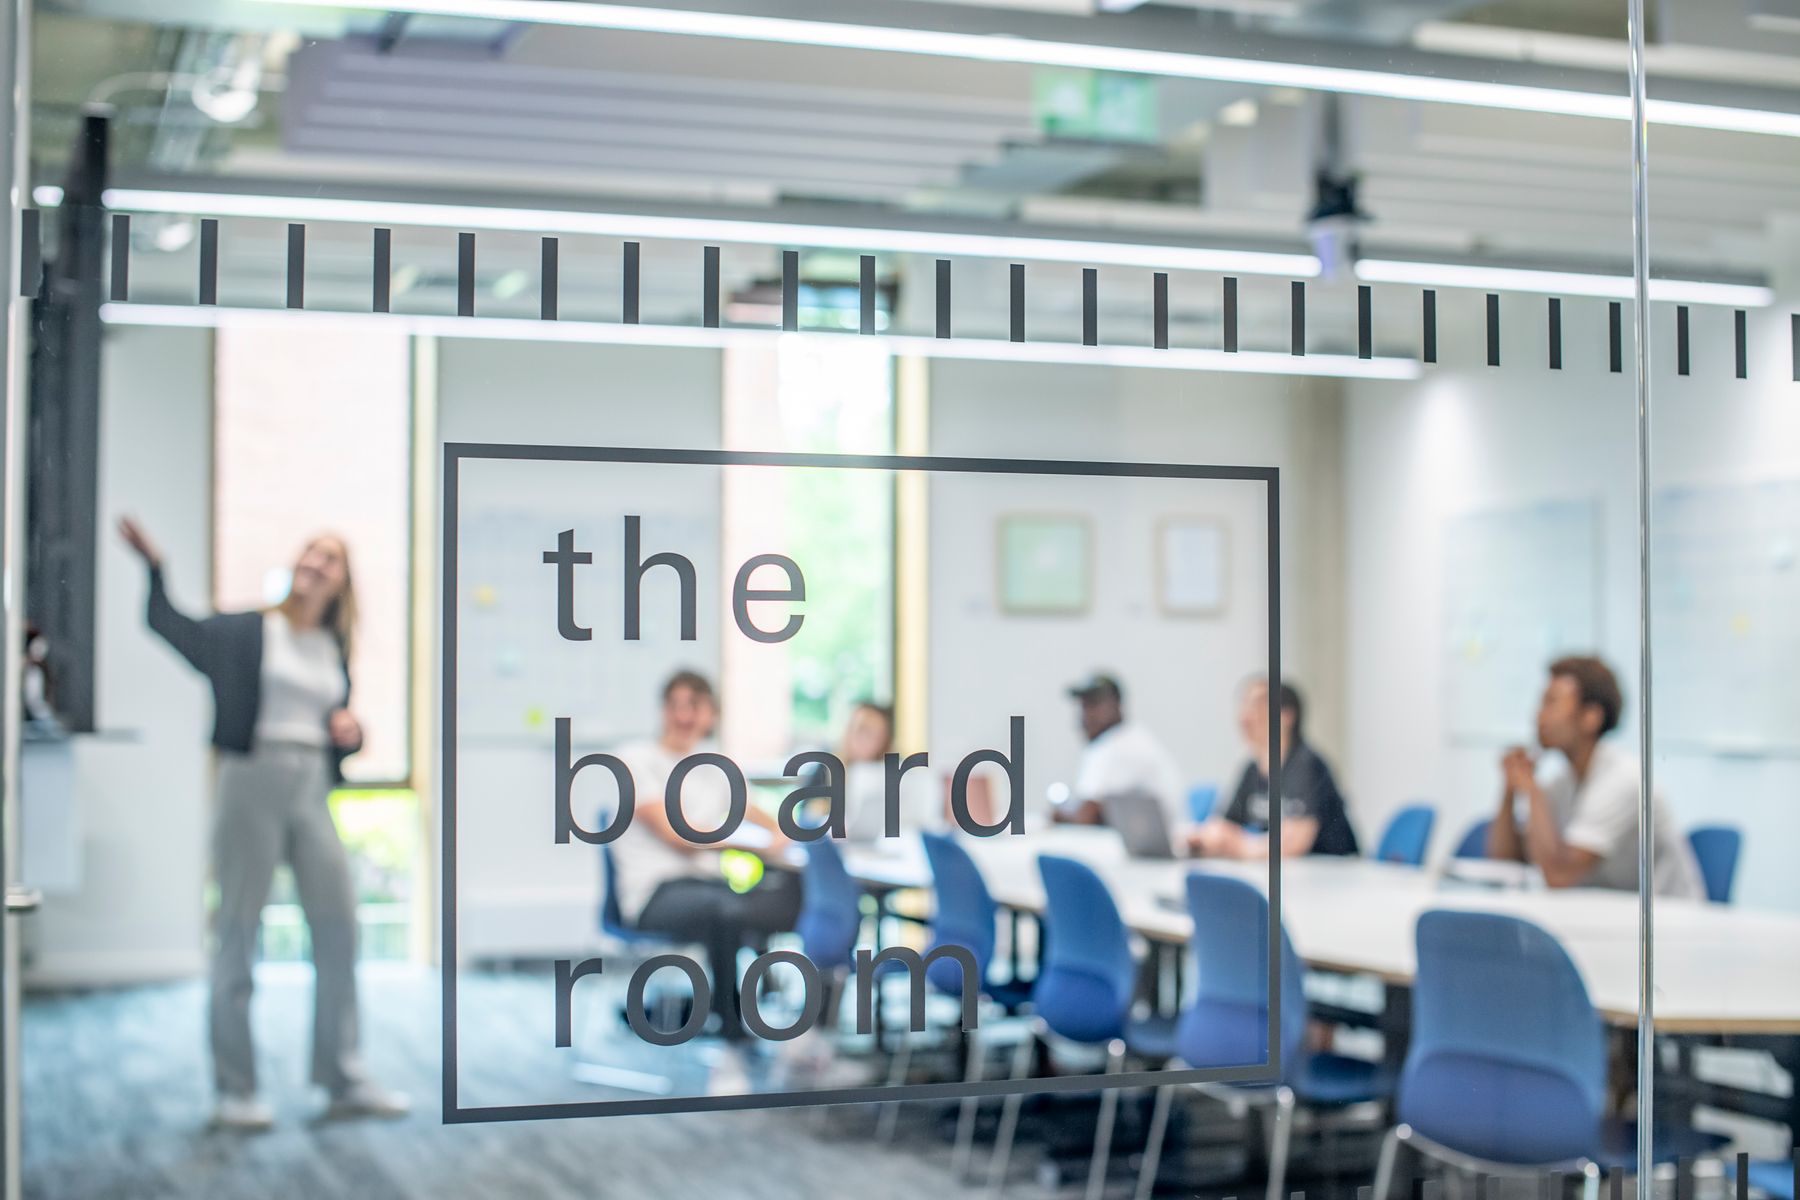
1101;788;1178;860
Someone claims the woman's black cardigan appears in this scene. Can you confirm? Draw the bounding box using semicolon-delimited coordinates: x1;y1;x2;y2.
144;564;358;782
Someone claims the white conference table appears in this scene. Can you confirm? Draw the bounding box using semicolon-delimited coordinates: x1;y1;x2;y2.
827;827;1800;1035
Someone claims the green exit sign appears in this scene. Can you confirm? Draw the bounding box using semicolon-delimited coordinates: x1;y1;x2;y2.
1033;69;1158;142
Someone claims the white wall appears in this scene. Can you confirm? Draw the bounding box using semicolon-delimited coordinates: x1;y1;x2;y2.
927;359;1348;829
1343;288;1800;910
436;339;724;960
25;326;214;986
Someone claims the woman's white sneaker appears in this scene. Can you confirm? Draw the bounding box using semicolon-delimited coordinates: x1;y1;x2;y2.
211;1095;275;1131
324;1083;411;1121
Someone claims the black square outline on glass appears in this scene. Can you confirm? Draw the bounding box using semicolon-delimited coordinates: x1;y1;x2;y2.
442;442;1284;1123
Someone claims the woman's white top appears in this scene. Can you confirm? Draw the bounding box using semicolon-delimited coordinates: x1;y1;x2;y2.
256;611;342;748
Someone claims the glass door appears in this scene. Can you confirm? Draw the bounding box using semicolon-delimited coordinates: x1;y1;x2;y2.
7;2;1799;1198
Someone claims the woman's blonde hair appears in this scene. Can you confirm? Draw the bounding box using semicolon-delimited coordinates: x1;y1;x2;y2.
277;534;358;657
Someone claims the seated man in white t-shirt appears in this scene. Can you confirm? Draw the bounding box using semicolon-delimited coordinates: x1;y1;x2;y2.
1489;655;1703;899
1053;672;1186;837
611;670;798;1042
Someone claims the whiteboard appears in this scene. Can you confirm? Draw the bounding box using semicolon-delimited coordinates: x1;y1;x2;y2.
453;457;722;747
1442;499;1601;742
1651;479;1800;755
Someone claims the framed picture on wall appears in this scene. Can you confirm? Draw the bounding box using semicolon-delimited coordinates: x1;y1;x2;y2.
1157;516;1228;616
997;514;1092;615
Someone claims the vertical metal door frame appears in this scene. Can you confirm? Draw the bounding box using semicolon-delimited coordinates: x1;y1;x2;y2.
0;1;31;1196
1625;0;1659;1188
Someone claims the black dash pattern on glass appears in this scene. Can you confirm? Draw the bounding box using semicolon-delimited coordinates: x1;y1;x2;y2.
110;213;129;302
1082;268;1097;347
18;207;40;298
199;218;219;306
1793;313;1799;382
623;241;640;325
373;228;393;313
1153;272;1168;350
541;237;559;321
701;246;719;329
457;232;476;318
286;223;305;310
90;216;1752;381
1357;285;1372;360
860;255;876;335
935;259;951;339
1223;276;1239;353
781;249;798;332
1010;264;1025;343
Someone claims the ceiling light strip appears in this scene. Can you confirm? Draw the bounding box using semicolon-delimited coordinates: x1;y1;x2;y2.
244;0;1800;137
1356;259;1773;308
99;302;1421;380
98;187;1321;278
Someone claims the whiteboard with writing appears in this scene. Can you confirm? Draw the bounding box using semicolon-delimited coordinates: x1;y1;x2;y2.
453;457;722;747
1651;479;1800;755
1443;499;1601;742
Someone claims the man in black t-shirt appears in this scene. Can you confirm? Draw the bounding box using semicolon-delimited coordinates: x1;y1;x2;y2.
1187;677;1359;859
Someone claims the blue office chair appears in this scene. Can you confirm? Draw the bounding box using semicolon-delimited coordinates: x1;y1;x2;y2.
881;833;1036;1166
797;837;863;976
988;855;1162;1200
1188;783;1220;824
1687;826;1742;905
1374;804;1437;867
1748;1156;1796;1200
1453;818;1492;859
1134;873;1392;1200
600;841;672;949
1373;910;1723;1199
578;842;695;1093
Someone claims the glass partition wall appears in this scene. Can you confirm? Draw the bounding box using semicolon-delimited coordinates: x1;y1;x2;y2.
5;1;1798;1198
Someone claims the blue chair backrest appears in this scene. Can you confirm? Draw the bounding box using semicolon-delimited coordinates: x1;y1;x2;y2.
1453;818;1492;860
1375;804;1436;866
1036;855;1138;1044
1178;873;1305;1076
1688;826;1741;905
922;832;998;994
1188;784;1220;824
797;838;863;971
599;841;631;938
1399;910;1606;1165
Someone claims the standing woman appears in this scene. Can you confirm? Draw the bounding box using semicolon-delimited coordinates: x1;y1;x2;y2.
119;517;407;1130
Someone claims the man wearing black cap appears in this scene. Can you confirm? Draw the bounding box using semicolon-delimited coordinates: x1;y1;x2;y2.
1056;672;1184;833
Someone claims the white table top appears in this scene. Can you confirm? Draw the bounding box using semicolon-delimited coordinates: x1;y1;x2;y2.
832;827;1800;1034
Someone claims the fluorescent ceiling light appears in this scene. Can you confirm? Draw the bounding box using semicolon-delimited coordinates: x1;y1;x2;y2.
33;185;63;207
245;0;1800;138
101;302;1420;381
1356;259;1774;308
100;187;1321;277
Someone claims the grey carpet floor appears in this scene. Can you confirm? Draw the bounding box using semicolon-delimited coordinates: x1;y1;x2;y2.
21;965;1008;1200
